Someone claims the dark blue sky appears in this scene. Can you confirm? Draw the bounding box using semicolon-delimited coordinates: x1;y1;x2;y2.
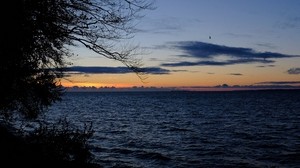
64;0;300;90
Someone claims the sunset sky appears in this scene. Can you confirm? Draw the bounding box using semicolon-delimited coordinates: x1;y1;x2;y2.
62;0;300;91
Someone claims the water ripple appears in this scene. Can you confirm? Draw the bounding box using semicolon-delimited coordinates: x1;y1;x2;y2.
46;90;300;167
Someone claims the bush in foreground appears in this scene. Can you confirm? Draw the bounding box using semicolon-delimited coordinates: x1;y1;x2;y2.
0;118;101;168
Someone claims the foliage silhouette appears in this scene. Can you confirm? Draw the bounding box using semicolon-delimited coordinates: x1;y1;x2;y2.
0;0;154;166
0;119;99;168
25;118;96;166
1;0;153;119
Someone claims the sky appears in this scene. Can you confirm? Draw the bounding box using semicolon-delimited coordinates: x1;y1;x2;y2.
62;0;300;91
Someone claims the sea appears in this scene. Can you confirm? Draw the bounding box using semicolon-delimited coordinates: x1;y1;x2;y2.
45;90;300;168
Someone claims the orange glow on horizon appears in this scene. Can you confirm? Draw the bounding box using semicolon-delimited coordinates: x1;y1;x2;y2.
58;65;300;90
61;81;134;88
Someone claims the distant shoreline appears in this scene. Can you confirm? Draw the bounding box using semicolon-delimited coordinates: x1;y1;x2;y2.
63;84;300;92
63;88;300;93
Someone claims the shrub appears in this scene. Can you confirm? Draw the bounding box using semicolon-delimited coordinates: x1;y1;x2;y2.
23;118;97;166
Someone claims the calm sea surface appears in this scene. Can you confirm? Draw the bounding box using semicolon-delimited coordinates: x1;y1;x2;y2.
46;90;300;168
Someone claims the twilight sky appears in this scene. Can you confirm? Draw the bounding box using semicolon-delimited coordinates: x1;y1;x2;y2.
62;0;300;91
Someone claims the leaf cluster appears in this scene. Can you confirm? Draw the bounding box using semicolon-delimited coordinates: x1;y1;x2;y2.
0;0;153;119
26;118;94;163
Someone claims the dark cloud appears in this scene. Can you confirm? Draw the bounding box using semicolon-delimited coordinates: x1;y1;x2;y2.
171;70;188;72
161;59;274;67
256;65;275;68
287;68;300;75
229;73;243;76
171;41;296;59
65;66;129;74
179;83;300;90
142;67;171;74
215;84;229;88
63;66;170;75
255;81;300;85
159;41;298;67
255;43;277;49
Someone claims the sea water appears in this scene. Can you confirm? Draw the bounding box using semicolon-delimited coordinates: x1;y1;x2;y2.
46;90;300;168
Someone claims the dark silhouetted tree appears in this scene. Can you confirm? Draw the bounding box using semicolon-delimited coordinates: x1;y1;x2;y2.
0;0;153;119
